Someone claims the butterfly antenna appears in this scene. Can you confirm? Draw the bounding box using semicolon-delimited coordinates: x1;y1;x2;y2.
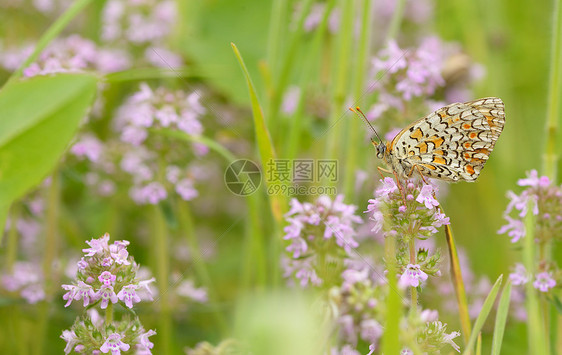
349;106;384;144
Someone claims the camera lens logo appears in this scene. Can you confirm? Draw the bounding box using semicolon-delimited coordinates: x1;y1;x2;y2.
224;159;261;196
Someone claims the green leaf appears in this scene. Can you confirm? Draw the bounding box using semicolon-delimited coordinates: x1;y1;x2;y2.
0;74;98;236
491;280;512;355
462;275;503;355
178;0;269;104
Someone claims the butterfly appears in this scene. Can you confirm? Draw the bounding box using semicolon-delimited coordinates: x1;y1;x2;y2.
353;97;505;185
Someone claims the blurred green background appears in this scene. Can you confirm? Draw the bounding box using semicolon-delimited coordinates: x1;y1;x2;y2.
1;0;561;353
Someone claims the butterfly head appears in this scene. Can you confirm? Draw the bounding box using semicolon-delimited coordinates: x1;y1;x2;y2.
371;138;387;159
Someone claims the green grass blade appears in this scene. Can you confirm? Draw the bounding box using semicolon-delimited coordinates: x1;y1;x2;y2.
231;42;287;222
491;280;512;355
444;222;472;344
462;275;503;355
475;333;482;355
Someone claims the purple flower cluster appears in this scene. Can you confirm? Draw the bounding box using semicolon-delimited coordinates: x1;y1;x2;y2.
367;178;449;237
61;234;156;354
282;195;363;287
365;37;483;145
366;178;446;289
62;233;155;309
100;0;183;68
509;263;557;293
498;170;561;294
372;38;445;102
1;261;45;304
498;170;562;243
61;310;156;355
115;83;206;204
329;261;385;350
102;0;176;45
115;83;206;146
0;35;131;77
67;83;207;205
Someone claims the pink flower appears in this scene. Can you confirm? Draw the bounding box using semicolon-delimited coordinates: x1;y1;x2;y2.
70;134;104;162
97;285;118;309
416;185;439;209
82;233;110;256
176;178;198;201
517;170;550;188
117;284;141;308
376;177;398;197
498;216;525;243
509;263;528;285
399;264;428;287
98;271;116;286
533;272;556;292
61;330;79;355
176;280;208;303
100;333;130;354
136;329;156;353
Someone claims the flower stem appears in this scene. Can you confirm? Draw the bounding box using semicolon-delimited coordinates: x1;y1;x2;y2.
343;0;373;200
325;0;354;160
408;238;417;310
386;0;405;41
34;172;60;355
151;204;172;354
523;201;548;354
381;233;400;354
542;0;562;181
176;200;228;333
5;203;20;271
105;302;113;324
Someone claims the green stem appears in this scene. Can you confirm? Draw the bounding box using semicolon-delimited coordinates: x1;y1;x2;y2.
343;0;373;200
326;0;354;160
151;205;172;354
523;201;547;354
408;238;417;310
242;192;267;289
266;0;289;79
268;0;314;137
542;0;562;182
176;200;228;333
285;0;337;160
5;203;20;271
381;233;400;354
105;302;113;325
386;0;405;42
7;0;94;83
35;171;60;355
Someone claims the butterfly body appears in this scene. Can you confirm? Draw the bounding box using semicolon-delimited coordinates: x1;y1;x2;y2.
375;97;505;183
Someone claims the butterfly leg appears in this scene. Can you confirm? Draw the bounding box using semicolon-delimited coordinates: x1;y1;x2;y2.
411;164;430;185
377;166;393;180
377;166;407;206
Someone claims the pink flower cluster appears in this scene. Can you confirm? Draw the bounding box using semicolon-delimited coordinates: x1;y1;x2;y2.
0;35;131;76
282;195;363;287
61;233;155;309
